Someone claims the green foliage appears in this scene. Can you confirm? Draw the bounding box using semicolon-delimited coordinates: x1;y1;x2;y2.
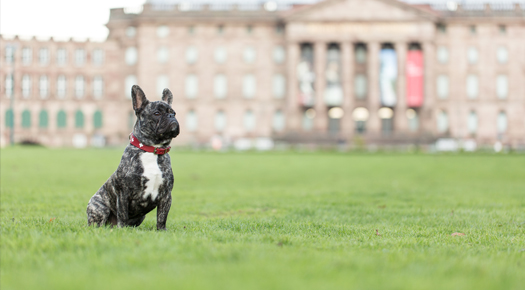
1;148;524;290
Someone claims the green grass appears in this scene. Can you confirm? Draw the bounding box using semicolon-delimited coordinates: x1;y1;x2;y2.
1;147;524;290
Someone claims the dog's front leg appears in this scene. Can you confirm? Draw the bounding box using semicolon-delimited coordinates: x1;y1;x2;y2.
116;195;130;227
156;194;172;231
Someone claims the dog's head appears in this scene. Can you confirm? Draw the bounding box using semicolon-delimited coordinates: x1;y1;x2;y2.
131;85;179;146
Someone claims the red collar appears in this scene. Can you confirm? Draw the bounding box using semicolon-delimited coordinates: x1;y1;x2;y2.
129;134;171;155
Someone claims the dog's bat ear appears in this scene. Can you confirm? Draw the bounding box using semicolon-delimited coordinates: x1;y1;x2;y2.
131;85;149;112
162;88;173;106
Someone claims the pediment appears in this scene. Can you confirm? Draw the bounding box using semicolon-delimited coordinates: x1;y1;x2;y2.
285;0;437;22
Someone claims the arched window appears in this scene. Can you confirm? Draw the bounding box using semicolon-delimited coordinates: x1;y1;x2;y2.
5;109;14;128
75;110;84;128
22;110;31;128
39;110;48;128
93;110;103;129
57;110;67;128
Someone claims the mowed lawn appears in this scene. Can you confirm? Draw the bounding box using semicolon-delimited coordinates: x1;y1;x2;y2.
1;147;524;290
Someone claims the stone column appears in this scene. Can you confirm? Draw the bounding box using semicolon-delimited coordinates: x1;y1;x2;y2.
422;42;435;136
314;41;327;132
395;42;408;133
367;42;380;136
341;42;354;135
286;42;300;131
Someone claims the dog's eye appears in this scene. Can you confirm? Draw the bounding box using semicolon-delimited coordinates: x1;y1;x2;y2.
154;112;160;116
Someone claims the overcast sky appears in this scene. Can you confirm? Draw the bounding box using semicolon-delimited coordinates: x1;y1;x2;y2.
0;0;519;41
0;0;146;41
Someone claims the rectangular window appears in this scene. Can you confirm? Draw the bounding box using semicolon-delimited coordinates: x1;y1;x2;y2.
467;47;478;65
467;111;477;135
5;46;14;64
157;46;168;64
215;111;226;132
214;47;227;64
93;76;104;99
273;46;285;64
57;75;67;99
272;110;285;132
156;75;169;96
496;75;508;99
437;75;449;99
354;74;367;99
75;75;84;98
214;74;227;99
497;46;508;64
75;49;85;66
242;74;256;98
243;47;256;64
466;74;479;99
272;74;286;98
5;74;13;98
185;74;198;99
39;48;49;66
39;75;48;99
57;48;67;65
22;74;31;98
185;46;198;64
437;110;449;133
93;49;104;66
437;46;448;64
243;110;256;132
186;110;198;132
125;47;137;66
497;112;507;134
22;47;32;65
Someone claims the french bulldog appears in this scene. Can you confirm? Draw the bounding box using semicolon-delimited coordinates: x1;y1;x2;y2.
86;85;179;230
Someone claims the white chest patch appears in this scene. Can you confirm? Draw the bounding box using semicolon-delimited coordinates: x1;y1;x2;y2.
140;153;163;200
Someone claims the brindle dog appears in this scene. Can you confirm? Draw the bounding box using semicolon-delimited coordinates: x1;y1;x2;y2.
86;85;179;230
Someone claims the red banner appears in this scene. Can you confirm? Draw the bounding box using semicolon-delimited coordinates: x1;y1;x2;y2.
406;50;424;107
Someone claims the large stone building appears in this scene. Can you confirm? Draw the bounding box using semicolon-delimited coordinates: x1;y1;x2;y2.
1;0;525;150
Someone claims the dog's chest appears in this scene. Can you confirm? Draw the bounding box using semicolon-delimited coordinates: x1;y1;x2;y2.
140;153;164;200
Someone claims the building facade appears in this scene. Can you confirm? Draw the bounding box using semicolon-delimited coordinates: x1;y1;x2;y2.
1;0;525;149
